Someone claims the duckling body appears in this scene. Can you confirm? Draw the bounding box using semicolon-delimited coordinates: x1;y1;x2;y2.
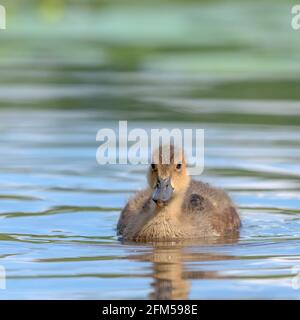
117;146;241;242
118;180;240;241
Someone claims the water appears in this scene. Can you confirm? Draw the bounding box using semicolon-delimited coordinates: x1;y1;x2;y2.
1;0;300;299
0;80;300;299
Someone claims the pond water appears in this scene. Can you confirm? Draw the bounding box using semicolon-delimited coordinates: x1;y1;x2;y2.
0;68;300;299
0;0;300;300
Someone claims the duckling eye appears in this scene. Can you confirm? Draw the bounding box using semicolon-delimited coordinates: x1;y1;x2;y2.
151;164;157;171
176;163;182;171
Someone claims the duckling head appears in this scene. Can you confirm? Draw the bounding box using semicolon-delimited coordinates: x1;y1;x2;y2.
147;145;190;208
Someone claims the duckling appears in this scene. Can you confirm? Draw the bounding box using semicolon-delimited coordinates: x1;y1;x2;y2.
117;145;241;242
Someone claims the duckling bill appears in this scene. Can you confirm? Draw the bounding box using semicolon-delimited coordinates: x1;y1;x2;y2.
117;146;241;242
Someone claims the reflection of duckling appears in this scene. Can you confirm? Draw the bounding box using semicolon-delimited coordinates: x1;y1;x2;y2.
149;246;190;300
127;242;238;300
118;146;241;242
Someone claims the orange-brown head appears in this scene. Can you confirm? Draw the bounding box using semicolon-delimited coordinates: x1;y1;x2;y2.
147;145;190;207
